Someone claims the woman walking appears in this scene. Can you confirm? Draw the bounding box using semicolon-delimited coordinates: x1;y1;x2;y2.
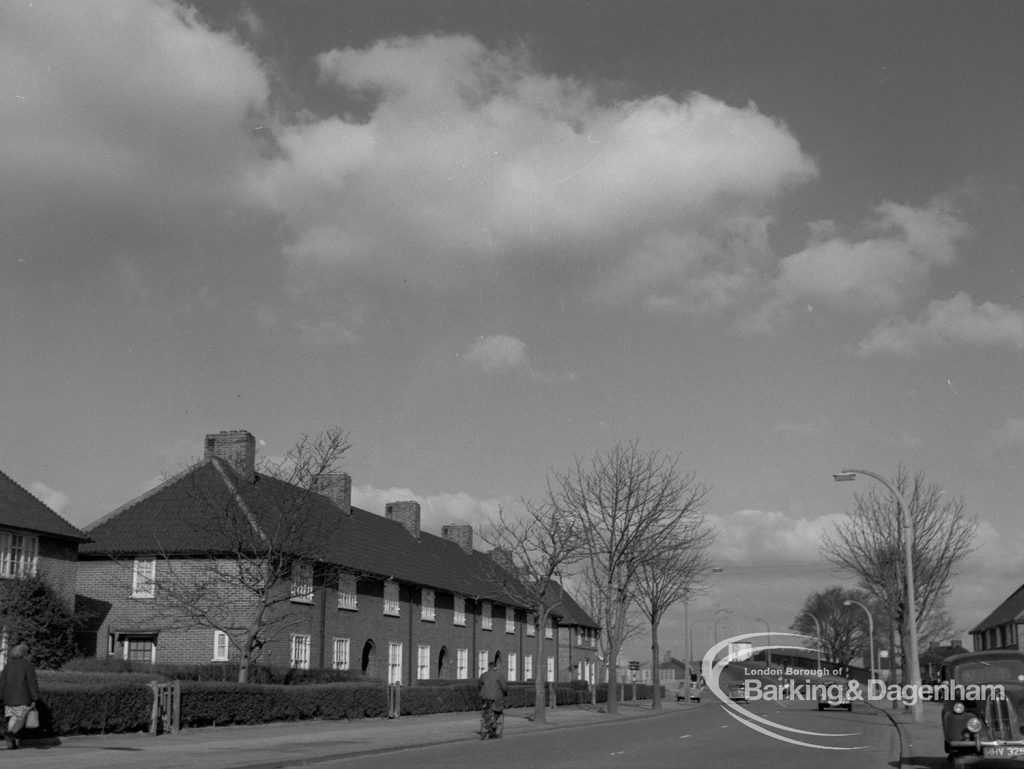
0;642;39;750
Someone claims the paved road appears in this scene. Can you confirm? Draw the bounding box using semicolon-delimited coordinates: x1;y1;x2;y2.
315;700;898;769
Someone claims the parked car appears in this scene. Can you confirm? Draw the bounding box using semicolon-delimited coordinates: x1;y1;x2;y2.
817;677;854;711
725;680;748;702
941;650;1024;768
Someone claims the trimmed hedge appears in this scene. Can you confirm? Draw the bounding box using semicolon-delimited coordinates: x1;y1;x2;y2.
36;676;630;735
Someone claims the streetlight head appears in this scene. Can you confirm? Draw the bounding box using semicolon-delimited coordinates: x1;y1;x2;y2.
833;472;857;482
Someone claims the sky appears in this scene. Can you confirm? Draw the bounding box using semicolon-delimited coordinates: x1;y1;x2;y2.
2;0;1023;663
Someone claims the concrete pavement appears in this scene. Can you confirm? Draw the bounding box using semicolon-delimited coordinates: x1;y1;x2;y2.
3;700;677;769
891;701;946;768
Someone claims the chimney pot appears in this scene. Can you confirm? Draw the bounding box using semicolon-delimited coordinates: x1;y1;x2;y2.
204;430;256;481
441;524;473;553
320;472;352;516
385;500;420;539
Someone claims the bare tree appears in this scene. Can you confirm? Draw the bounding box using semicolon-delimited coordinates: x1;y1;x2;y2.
547;440;709;714
148;427;352;682
789;586;872;667
481;501;586;724
821;466;977;683
633;516;715;709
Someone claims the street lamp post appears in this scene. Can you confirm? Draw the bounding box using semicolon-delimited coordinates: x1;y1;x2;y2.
755;618;771;666
800;611;822;668
834;468;924;723
844;599;874;682
714;608;733;648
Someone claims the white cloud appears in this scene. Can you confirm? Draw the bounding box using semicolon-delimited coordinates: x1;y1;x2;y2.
28;482;70;514
859;292;1024;355
0;1;269;257
753;197;972;329
464;334;576;383
465;335;530;373
257;33;816;299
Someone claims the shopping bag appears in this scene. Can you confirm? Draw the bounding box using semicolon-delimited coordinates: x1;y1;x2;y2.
26;708;39;729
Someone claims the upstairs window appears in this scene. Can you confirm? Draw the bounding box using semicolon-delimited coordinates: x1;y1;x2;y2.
131;556;156;598
383;580;400;616
0;532;37;579
290;561;314;603
545;619;554;639
526;613;536;637
504;608;516;634
453;595;466;626
421;588;435;621
481;601;492;631
337;574;358;610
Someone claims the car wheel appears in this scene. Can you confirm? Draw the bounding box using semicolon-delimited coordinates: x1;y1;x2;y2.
817;703;825;711
845;703;853;711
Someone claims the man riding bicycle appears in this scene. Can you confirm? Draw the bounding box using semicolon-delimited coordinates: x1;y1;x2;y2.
478;660;509;739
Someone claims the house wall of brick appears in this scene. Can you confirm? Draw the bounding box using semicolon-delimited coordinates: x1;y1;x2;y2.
37;536;79;610
78;555;565;684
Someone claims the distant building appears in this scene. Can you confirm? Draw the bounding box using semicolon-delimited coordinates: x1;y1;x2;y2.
76;429;599;683
970;583;1024;652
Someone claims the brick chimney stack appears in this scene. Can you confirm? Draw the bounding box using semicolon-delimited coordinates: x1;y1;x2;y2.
204;430;256;481
488;547;516;574
320;472;352;516
385;501;421;539
441;524;474;553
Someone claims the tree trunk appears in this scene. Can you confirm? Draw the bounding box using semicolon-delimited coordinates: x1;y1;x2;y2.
650;614;662;710
533;612;548;724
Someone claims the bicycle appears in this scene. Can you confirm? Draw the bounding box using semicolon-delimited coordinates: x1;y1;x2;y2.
479;701;504;740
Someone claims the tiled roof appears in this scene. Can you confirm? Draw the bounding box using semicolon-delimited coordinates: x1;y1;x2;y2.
80;458;553;608
971;583;1024;633
0;469;88;542
546;582;600;628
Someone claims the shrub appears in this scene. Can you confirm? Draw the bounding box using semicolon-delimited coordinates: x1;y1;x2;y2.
0;575;77;669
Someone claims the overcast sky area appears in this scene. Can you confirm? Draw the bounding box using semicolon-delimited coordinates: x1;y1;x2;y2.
3;0;1023;663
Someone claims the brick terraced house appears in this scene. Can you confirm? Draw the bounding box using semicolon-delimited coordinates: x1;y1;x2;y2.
76;430;600;684
0;469;88;611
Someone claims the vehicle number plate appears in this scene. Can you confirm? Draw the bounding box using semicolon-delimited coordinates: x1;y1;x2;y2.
983;745;1024;758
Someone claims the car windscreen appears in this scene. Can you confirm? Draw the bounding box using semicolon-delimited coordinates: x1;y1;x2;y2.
952;659;1024;684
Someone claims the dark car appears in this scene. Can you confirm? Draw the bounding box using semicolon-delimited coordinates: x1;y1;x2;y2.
817;677;854;712
676;674;704;702
941;650;1024;768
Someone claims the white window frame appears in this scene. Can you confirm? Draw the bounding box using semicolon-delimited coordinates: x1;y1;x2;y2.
546;655;555;682
524;654;533;681
456;648;469;680
388;641;403;684
290;561;314;604
291;634;311;669
384;580;401;616
212;630;229;661
505;608;516;634
545;619;554;639
526;612;536;637
131;556;156;598
123;634;156;663
421;588;435;622
478;650;488;676
333;637;350;671
0;531;38;579
417;644;430;680
337;574;358;611
453;595;466;626
481;601;492;631
507;651;518;682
